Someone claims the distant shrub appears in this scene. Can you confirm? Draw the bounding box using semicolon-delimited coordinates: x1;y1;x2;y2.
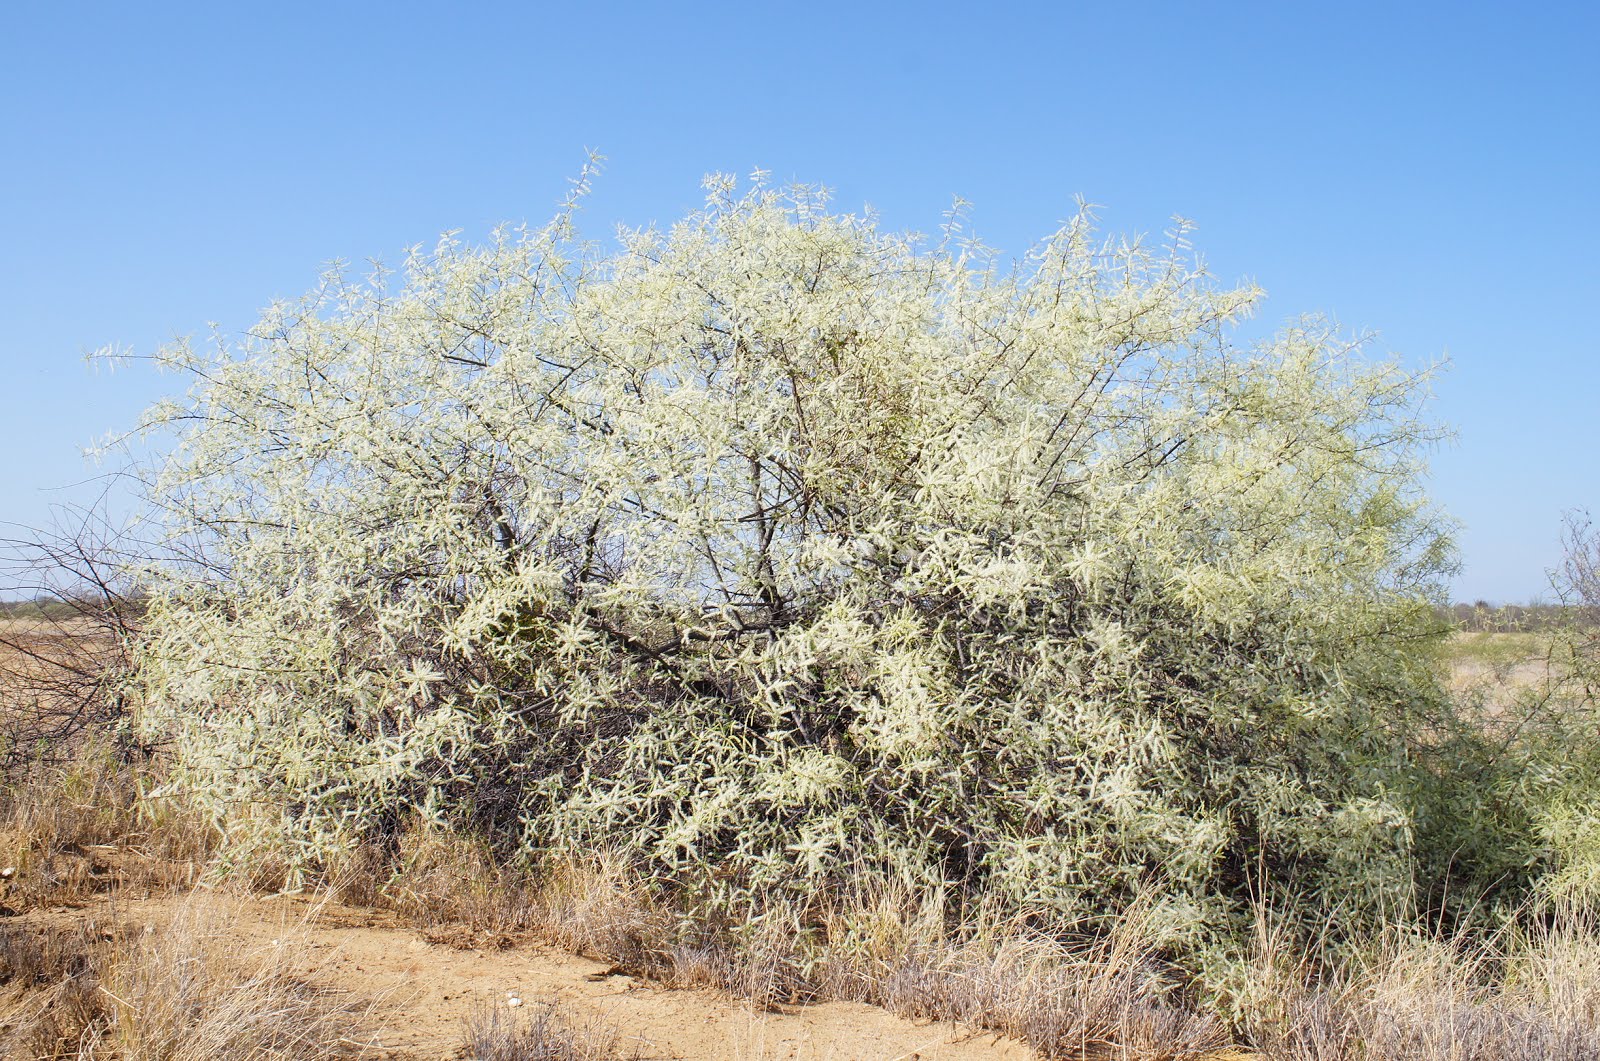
1438;600;1599;634
122;171;1455;972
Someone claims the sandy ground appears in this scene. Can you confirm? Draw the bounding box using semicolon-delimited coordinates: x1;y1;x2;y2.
1447;656;1552;695
1441;633;1562;720
12;893;1035;1061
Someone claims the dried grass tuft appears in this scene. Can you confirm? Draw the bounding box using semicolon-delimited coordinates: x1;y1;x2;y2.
0;896;371;1059
0;740;215;913
1245;914;1600;1061
463;1000;633;1061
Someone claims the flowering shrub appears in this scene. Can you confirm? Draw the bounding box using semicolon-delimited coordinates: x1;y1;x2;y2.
125;172;1453;963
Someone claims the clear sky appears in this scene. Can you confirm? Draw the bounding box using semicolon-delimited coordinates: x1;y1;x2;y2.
2;2;1595;602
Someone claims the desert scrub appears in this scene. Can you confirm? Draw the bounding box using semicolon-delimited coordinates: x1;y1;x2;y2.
118;169;1455;976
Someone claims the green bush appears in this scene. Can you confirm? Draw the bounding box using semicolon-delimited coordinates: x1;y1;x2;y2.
123;173;1456;971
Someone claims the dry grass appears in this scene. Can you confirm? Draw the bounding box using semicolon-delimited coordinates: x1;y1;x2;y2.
1437;631;1553;673
0;740;214;914
1243;916;1600;1061
13;738;1600;1061
813;904;1228;1060
0;896;370;1059
0;921;103;1055
2;612;211;916
0;741;369;1058
463;1001;633;1061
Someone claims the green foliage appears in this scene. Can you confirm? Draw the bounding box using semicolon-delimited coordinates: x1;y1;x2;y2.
1517;516;1600;904
1401;515;1600;921
122;173;1456;969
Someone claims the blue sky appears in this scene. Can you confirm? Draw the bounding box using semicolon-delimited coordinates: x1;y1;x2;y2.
2;2;1595;602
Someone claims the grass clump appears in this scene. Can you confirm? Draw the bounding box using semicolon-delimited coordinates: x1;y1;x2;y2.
1244;916;1600;1061
0;740;213;913
464;1002;632;1061
0;898;367;1060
